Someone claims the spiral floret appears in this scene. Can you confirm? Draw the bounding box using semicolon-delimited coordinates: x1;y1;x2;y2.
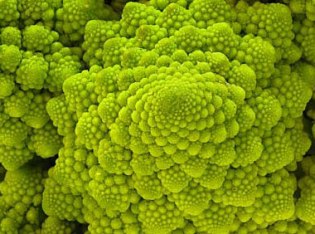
22;25;59;53
42;169;84;223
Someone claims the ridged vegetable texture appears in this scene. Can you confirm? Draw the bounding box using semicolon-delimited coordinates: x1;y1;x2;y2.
0;0;315;233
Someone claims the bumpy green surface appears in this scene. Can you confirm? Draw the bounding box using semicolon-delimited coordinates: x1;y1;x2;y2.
44;1;315;233
0;0;315;233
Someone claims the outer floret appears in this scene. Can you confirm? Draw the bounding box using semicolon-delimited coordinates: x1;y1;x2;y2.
296;176;315;225
22;25;59;53
296;156;315;225
0;26;21;47
16;52;49;90
0;44;22;73
168;181;212;216
94;66;120;102
270;65;312;120
88;165;133;212
0;164;45;233
268;219;315;234
135;25;168;50
238;169;296;224
63;69;98;116
205;22;241;59
0;0;20;27
188;201;237;234
295;19;315;65
45;46;82;92
42;168;84;223
236;1;294;60
82;20;121;66
120;2;161;36
40;217;77;234
28;121;62;158
133;172;164;200
289;0;315;21
255;123;294;175
82;194;141;234
0;144;34;170
0;73;15;99
97;137;132;175
56;0;119;43
46;95;78;136
3;89;33;117
236;35;276;81
189;0;236;28
53;141;97;194
156;3;194;35
18;0;62;26
98;93;121;128
212;164;259;207
138;197;184;233
75;105;107;151
248;90;282;130
0;118;30;146
233;131;263;167
20;92;51;129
